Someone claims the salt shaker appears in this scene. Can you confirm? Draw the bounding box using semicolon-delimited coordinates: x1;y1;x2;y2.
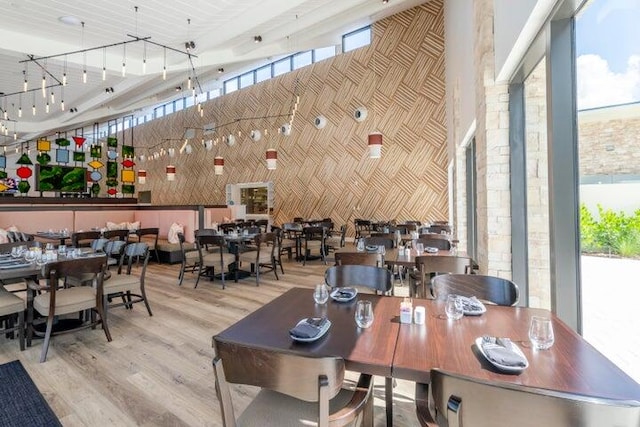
400;298;413;324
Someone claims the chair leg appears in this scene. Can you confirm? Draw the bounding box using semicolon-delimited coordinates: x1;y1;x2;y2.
95;304;112;342
194;263;204;289
220;269;226;290
177;260;185;286
17;311;24;351
272;259;279;281
254;263;260;286
141;288;153;316
40;314;55;363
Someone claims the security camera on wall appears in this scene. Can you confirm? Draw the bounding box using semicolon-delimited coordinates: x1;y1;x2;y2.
314;115;327;129
354;107;368;122
280;123;292;136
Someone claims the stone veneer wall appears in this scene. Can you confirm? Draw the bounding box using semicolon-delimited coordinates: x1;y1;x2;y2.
578;103;640;177
472;0;512;277
132;1;447;233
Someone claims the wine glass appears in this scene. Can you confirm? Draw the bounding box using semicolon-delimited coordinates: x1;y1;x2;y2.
24;249;37;264
356;238;365;252
445;295;464;320
529;316;555;350
313;284;329;304
355;300;374;328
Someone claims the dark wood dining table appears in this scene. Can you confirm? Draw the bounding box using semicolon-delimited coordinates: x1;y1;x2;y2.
213;287;640;426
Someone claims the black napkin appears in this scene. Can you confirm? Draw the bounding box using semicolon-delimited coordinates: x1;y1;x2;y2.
333;288;356;299
289;317;327;339
460;296;485;314
481;337;527;367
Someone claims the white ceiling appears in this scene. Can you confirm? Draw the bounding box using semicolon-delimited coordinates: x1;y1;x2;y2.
0;0;425;144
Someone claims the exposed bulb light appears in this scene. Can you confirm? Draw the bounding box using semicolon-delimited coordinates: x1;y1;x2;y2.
32;104;36;115
163;66;167;80
122;62;126;77
41;77;46;97
187;76;191;90
142;59;147;74
217;68;224;73
61;99;65;111
83;69;87;83
63;73;67;86
50;91;55;104
46;102;50;113
254;35;262;43
23;79;28;92
18;107;22;118
102;67;106;81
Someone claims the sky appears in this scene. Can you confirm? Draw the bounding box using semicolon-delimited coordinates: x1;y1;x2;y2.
575;0;640;109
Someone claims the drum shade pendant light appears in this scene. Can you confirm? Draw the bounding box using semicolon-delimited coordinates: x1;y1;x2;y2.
166;165;176;181
266;149;277;170
368;132;383;159
214;156;224;175
138;169;147;184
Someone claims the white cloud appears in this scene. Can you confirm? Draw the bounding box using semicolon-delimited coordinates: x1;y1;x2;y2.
577;54;640;109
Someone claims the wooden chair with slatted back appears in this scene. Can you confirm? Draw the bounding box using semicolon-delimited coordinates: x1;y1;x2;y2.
213;339;374;427
237;232;279;286
324;265;393;294
411;256;473;298
430;274;519;306
71;230;102;248
177;232;199;286
334;252;381;267
195;234;235;289
418;369;640;427
363;236;395;249
27;256;110;362
103;229;130;242
303;226;327;266
134;227;160;263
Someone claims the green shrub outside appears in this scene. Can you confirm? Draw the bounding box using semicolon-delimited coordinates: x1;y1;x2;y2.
580;204;640;257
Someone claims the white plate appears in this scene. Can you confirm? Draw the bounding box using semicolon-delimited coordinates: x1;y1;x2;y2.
290;318;332;343
330;287;358;302
460;296;487;316
475;337;529;373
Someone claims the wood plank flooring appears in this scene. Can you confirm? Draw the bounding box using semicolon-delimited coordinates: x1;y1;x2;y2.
0;257;421;426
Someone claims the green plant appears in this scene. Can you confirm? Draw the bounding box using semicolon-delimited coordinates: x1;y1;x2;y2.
580;204;640;258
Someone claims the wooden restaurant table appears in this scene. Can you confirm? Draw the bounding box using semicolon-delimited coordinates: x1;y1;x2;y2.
214;288;640;426
34;231;71;246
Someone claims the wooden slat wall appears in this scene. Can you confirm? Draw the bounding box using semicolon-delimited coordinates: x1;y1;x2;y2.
134;1;447;234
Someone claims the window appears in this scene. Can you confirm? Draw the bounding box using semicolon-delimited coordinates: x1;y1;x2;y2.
185;96;195;108
239;72;255;88
208;88;221;99
273;58;292;77
174;98;184;112
342;26;371;52
293;51;312;69
154;106;164;119
224;78;238;94
256;65;272;83
165;102;174;115
314;46;336;62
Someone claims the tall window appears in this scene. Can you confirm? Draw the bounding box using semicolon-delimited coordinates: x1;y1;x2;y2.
342;26;371;52
575;0;640;383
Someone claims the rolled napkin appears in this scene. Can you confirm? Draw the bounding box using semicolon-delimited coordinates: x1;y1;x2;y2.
289;317;328;339
365;245;379;252
459;296;486;315
425;247;438;253
333;287;357;299
481;337;528;368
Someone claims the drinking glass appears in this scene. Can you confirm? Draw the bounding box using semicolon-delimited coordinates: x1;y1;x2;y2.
415;242;424;255
529;316;555;350
313;284;329;304
378;245;386;256
356;238;365;252
355;300;374;328
24;249;37;264
445;295;464;320
35;253;47;268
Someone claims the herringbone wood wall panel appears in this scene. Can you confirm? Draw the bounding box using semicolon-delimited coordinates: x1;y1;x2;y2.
134;0;446;233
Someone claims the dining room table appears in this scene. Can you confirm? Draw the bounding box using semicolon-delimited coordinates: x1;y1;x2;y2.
34;231;72;246
213;287;640;427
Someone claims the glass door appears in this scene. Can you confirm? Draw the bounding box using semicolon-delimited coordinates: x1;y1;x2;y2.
575;0;640;382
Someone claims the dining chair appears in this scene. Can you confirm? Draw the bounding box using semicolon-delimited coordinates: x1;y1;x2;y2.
325;224;347;254
410;256;472;298
430;274;519;306
7;231;34;243
281;222;303;260
415;236;452;251
254;219;269;233
102;242;153;320
302;226;327;266
419;369;640;427
195;234;235;289
353;219;372;241
103;240;127;274
237;232;279;286
0;287;25;350
90;237;109;253
103;229;130;242
362;236;394;249
71;230;102;248
133;227;160;263
334;252;381;267
26;256;111;363
324;265;393;294
213;340;374;427
426;224;451;235
177;232;199;286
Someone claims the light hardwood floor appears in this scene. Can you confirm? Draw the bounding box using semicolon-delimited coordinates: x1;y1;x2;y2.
0;257;422;426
